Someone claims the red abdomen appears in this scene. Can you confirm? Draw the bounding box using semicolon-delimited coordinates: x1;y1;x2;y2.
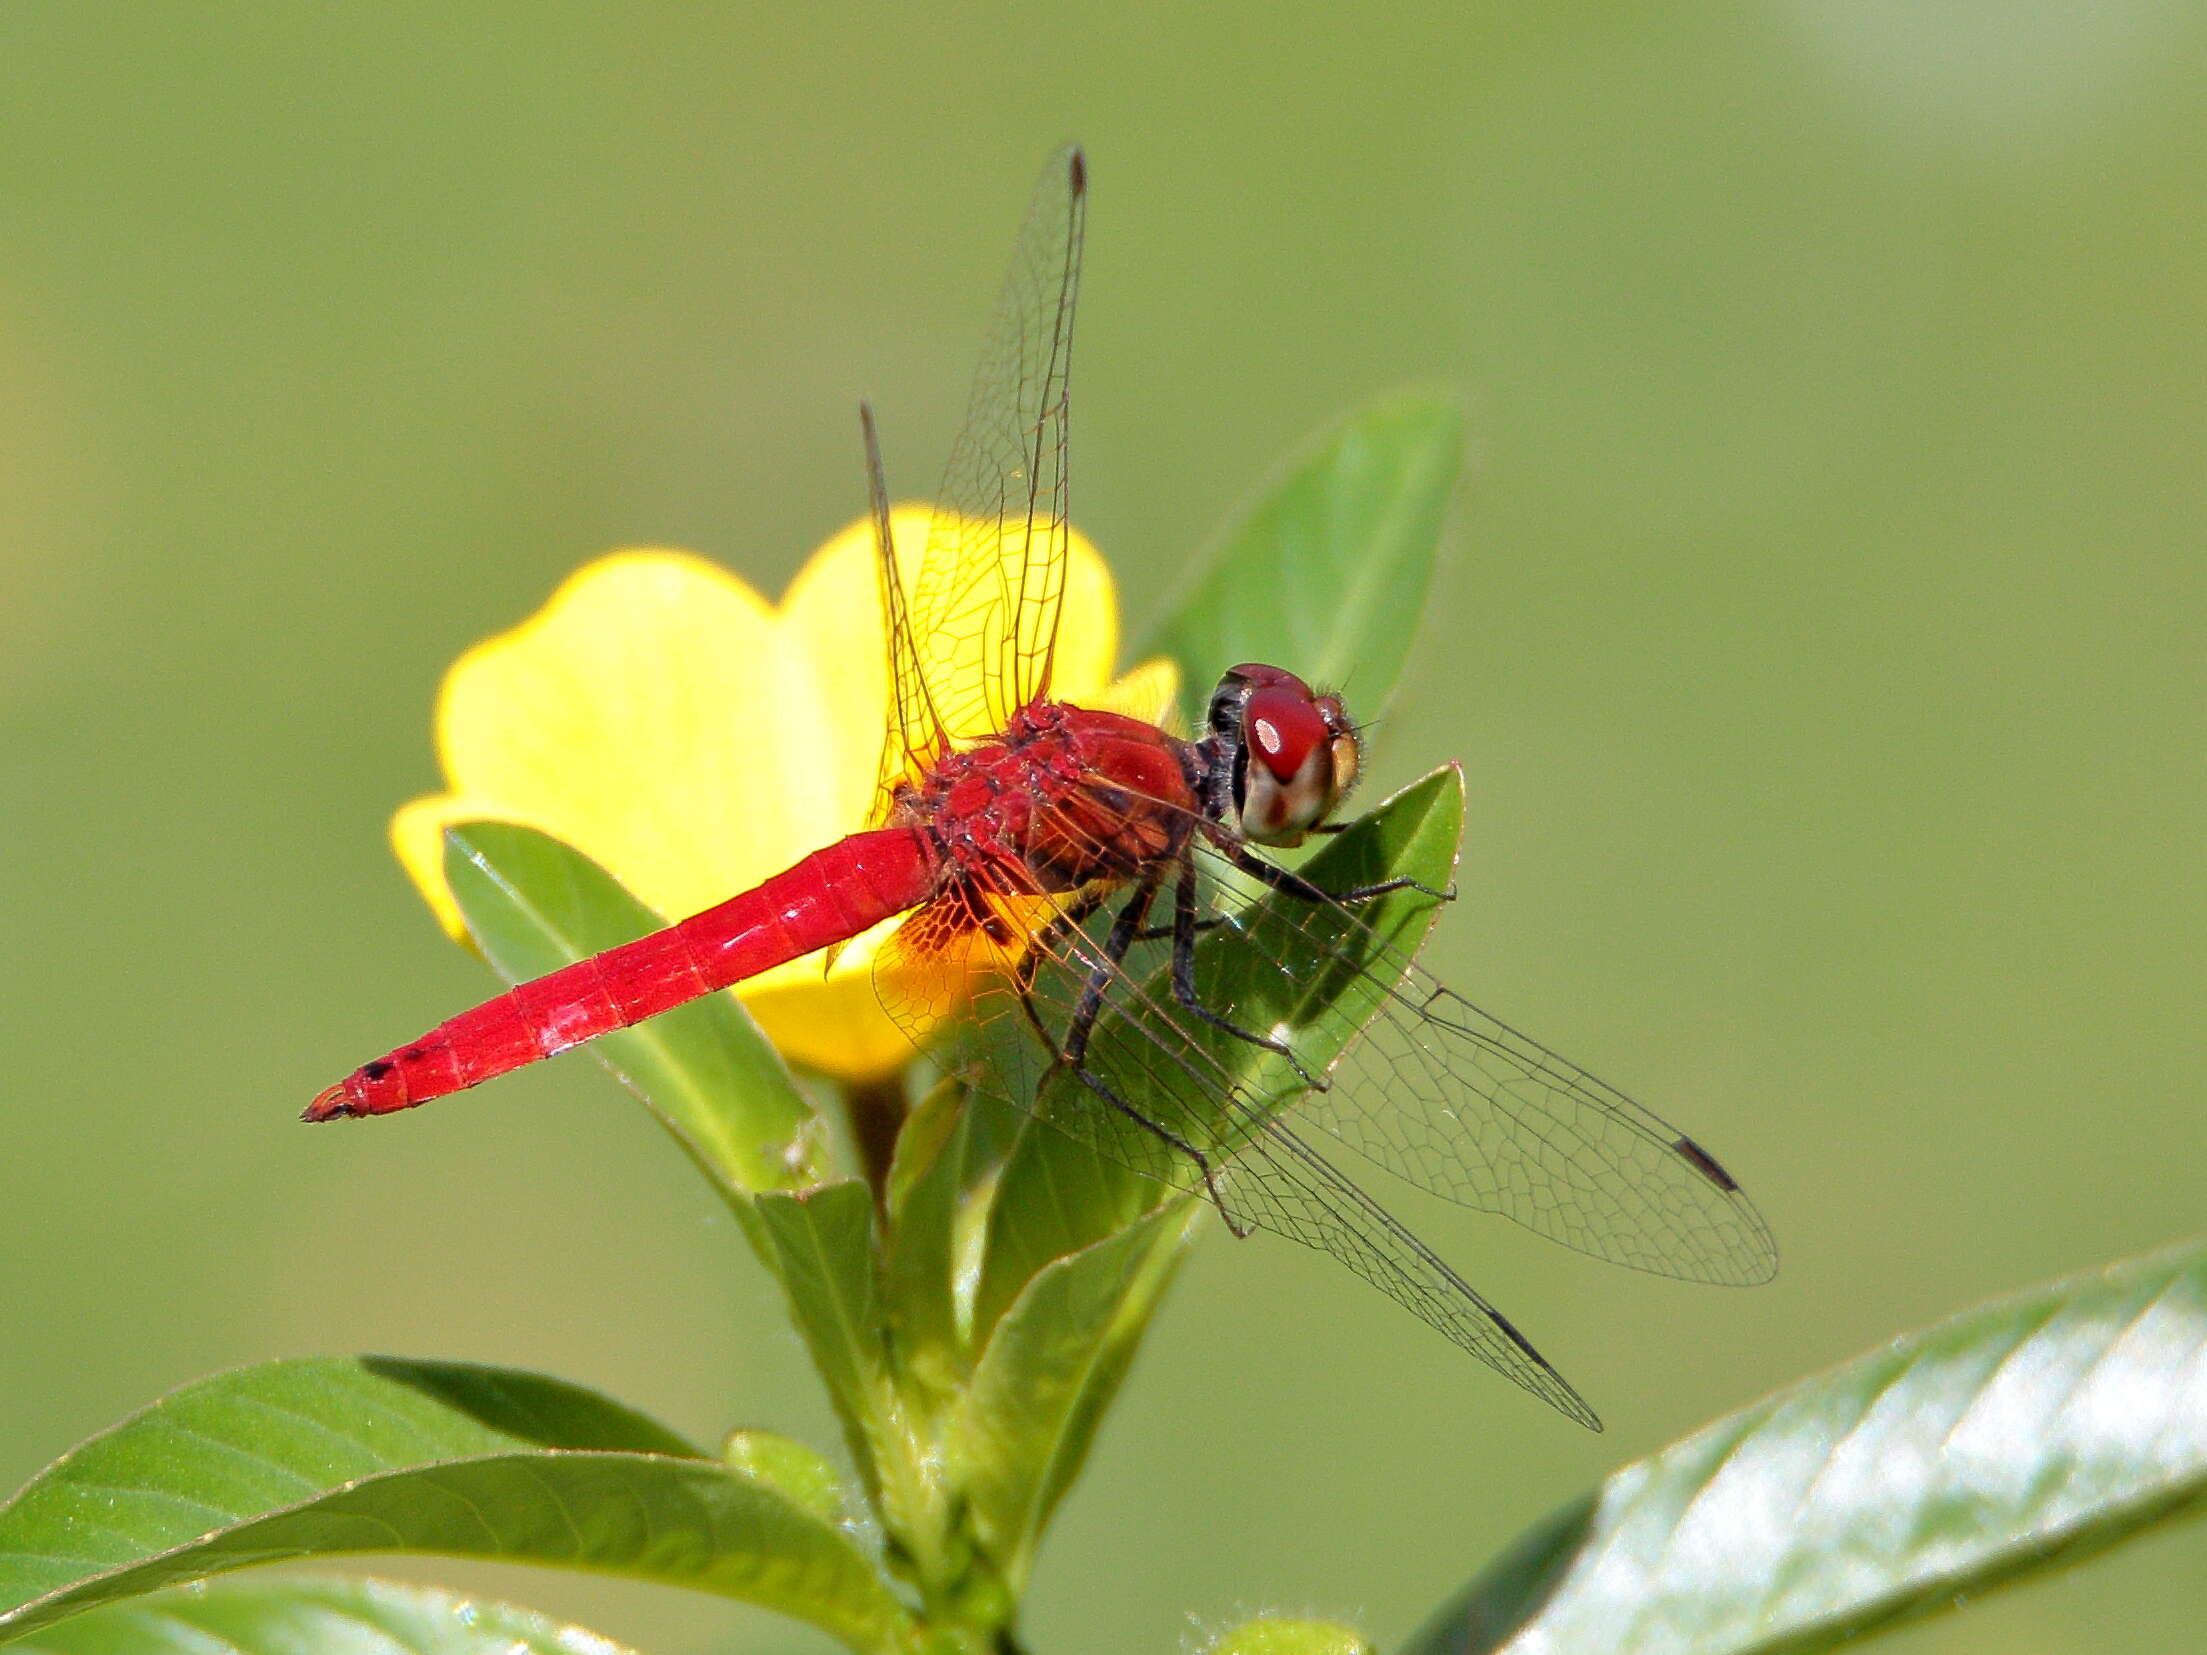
307;827;938;1120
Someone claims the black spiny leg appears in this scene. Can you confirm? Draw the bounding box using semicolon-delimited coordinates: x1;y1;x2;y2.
1133;913;1222;941
1010;888;1105;1054
1056;869;1157;1067
1162;853;1325;1089
1046;869;1243;1230
1221;840;1454;906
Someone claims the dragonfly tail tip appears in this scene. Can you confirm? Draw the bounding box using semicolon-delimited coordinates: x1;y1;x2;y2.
302;1084;356;1123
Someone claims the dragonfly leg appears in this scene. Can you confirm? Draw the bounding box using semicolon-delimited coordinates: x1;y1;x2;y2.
1163;856;1326;1090
1133;914;1222;941
1221;840;1454;906
1050;869;1248;1233
1011;889;1107;998
1015;979;1059;1055
1070;1061;1248;1236
1059;867;1162;1065
1009;889;1109;1051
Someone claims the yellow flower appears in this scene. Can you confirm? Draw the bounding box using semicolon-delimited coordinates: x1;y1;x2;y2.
392;508;1178;1083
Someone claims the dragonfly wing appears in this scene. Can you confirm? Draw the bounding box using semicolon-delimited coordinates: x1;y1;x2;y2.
1225;1115;1601;1427
1191;845;1781;1287
868;149;1086;820
910;148;1086;742
900;852;1603;1427
1033;1020;1600;1427
863;405;949;822
870;864;1075;1085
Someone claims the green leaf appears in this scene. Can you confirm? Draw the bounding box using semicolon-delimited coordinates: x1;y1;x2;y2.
881;1079;1019;1401
9;1575;645;1655
947;1203;1197;1591
1141;391;1462;730
971;766;1468;1338
0;1357;912;1654
442;821;824;1197
885;1072;971;1223
721;1429;850;1527
1205;1619;1374;1655
751;1182;946;1583
1405;1235;2207;1655
753;1182;894;1478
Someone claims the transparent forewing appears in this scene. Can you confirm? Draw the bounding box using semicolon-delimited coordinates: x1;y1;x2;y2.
909;148;1086;744
863;406;948;824
874;826;1603;1428
1182;840;1781;1288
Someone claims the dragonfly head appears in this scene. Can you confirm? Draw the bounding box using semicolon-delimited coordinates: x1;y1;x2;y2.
1207;663;1362;846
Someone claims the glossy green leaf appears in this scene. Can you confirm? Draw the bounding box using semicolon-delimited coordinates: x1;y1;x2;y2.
885;1072;971;1223
442;821;824;1197
972;766;1467;1338
947;1202;1196;1591
750;1181;945;1579
720;1428;850;1527
1141;391;1462;730
0;1357;911;1652
752;1182;893;1475
10;1575;645;1655
881;1079;1019;1402
1406;1235;2207;1655
1205;1619;1374;1655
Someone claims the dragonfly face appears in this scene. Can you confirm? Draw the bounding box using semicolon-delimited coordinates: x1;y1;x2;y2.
1203;662;1363;848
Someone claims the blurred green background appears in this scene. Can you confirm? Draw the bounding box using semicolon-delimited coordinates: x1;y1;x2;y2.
3;5;2203;1652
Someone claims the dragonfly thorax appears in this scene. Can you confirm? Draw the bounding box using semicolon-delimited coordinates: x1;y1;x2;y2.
1202;663;1362;848
898;699;1200;892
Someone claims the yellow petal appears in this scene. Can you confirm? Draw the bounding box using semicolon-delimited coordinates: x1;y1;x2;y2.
1092;655;1184;734
778;507;924;836
411;550;846;923
742;938;920;1079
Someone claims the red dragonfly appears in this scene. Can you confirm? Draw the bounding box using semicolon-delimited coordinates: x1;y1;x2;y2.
309;149;1775;1427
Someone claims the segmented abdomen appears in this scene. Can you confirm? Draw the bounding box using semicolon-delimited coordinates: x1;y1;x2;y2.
306;827;937;1119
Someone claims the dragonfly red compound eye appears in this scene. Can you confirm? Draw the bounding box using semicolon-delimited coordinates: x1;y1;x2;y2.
1237;684;1344;846
1225;661;1314;697
1245;686;1328;782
